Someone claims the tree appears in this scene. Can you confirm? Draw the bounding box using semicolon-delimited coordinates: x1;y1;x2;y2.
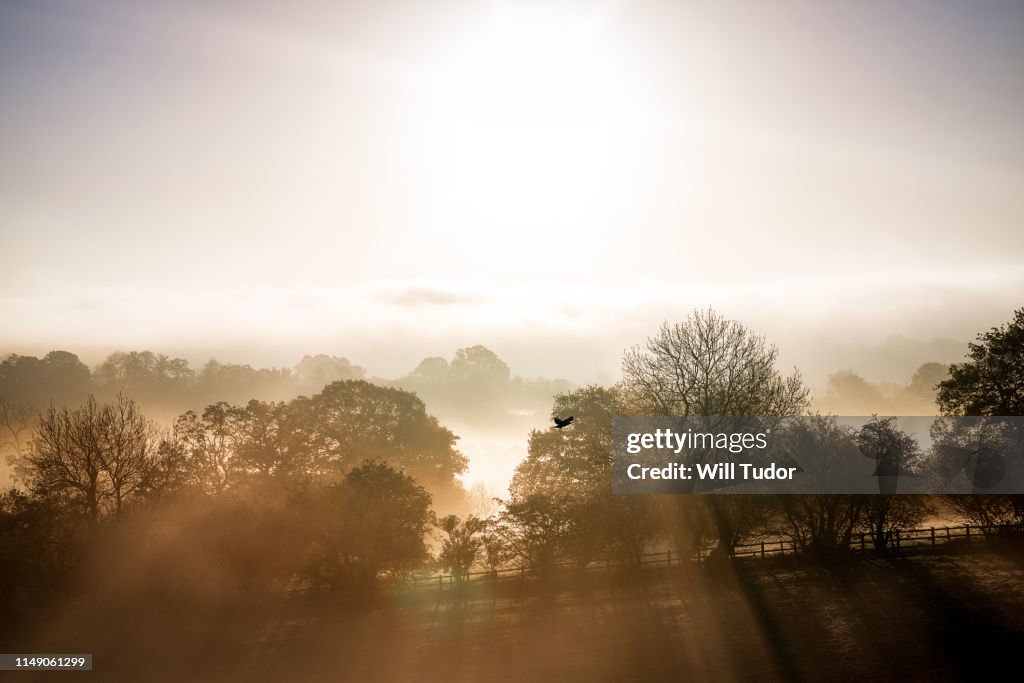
929;415;1024;533
509;385;655;567
196;360;293;404
622;309;809;417
408;357;450;384
94;351;195;407
450;345;511;386
0;351;91;407
307;460;432;593
230;399;328;490
436;514;484;584
935;310;1024;532
397;346;517;424
0;400;34;486
817;371;890;415
621;309;810;556
855;417;931;553
466;481;500;519
172;403;242;496
479;522;513;577
769;417;865;557
937;308;1024;416
307;380;467;498
500;493;573;574
23;395;159;532
294;355;365;394
170;381;468;503
97;394;157;520
900;362;949;414
0;488;74;624
944;495;1024;532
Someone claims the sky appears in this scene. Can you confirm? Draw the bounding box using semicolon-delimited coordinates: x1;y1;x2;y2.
2;0;1023;388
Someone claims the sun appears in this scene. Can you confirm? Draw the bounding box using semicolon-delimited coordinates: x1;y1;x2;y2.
417;3;646;238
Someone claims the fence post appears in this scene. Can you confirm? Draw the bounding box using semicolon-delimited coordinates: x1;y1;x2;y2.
667;550;672;567
895;530;901;553
946;526;950;541
966;524;971;543
930;527;935;547
760;541;765;559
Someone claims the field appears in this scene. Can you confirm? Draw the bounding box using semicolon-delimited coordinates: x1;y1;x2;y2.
19;545;1023;682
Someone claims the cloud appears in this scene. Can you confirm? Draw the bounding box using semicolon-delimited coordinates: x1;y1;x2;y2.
378;287;479;307
2;267;1022;385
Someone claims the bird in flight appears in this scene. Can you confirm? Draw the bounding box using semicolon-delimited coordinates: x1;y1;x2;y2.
553;416;574;429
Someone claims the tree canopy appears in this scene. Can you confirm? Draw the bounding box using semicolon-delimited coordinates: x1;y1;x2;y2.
621;308;810;417
937;308;1024;416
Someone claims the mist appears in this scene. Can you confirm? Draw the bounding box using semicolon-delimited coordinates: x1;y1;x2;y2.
4;1;1024;680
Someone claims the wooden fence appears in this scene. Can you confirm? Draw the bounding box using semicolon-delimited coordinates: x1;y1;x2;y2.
403;523;1023;593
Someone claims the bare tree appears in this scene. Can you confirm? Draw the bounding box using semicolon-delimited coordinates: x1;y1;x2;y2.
622;308;809;417
97;394;155;520
621;309;811;557
23;395;158;532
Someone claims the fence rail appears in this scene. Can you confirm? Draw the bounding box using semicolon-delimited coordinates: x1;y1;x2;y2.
402;523;1024;593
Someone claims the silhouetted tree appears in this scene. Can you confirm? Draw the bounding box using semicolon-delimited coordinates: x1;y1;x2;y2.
306;380;467;497
855;417;931;553
770;417;865;557
944;495;1024;532
0;488;74;629
436;514;484;584
621;309;810;556
196;360;294;404
480;522;513;577
23;395;158;532
172;403;243;496
500;493;573;574
622;309;809;417
0;351;91;406
229;398;328;491
935;310;1024;531
509;386;655;567
307;460;432;593
928;413;1024;531
94;351;195;408
937;308;1024;416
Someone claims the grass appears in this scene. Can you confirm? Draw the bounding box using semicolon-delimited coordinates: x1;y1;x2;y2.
16;545;1024;682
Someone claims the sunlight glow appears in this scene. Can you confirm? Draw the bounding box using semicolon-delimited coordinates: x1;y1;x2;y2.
419;4;646;237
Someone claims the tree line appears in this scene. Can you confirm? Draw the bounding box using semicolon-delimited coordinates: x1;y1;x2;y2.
1;308;1021;637
483;309;1022;575
0;346;571;427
